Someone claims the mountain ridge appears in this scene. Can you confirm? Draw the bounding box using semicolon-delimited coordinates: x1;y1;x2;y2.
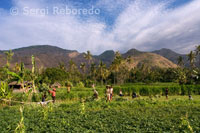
0;45;179;69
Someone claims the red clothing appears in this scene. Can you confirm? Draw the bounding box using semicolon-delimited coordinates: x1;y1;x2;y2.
49;90;56;97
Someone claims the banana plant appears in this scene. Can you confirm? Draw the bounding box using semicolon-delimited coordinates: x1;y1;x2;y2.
6;62;25;90
0;82;12;100
4;50;14;68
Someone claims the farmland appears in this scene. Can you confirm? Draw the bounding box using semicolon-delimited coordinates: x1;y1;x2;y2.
1;46;200;132
1;84;200;132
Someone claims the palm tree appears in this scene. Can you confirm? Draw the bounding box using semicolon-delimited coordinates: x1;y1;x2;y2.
68;60;80;83
187;51;196;68
90;63;97;83
4;50;14;68
110;51;123;84
195;45;200;67
127;56;132;64
98;61;108;85
69;60;77;71
58;62;66;71
177;56;184;67
84;51;92;65
80;62;86;73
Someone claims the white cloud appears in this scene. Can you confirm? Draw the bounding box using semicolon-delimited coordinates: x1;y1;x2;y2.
0;0;200;55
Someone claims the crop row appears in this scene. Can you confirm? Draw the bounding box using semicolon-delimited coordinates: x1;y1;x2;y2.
114;85;200;96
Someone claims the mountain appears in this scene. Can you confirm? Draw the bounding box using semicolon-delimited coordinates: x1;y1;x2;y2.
0;45;85;69
152;48;189;66
0;45;177;69
95;50;115;65
122;49;177;68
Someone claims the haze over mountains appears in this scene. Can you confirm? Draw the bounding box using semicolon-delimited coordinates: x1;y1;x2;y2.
0;45;188;69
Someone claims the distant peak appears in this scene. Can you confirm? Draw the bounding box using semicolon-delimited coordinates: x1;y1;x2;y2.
9;45;77;53
127;48;140;52
99;50;115;56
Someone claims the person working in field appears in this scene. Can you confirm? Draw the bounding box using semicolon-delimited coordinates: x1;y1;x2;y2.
106;85;111;102
92;84;95;89
65;82;71;93
67;85;71;93
165;88;168;100
132;92;137;99
110;85;114;101
49;88;56;103
119;89;123;96
42;92;47;102
93;89;99;99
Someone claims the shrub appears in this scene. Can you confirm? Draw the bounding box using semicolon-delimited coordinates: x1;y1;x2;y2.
77;82;85;88
32;93;40;102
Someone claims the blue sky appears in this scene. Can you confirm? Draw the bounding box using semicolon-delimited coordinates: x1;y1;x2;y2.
0;0;199;54
0;0;192;26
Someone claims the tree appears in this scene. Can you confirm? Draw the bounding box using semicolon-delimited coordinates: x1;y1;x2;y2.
58;62;66;71
127;56;133;64
68;60;80;84
110;51;123;84
42;68;69;84
80;62;86;74
195;45;200;67
98;61;109;85
187;51;196;68
80;62;86;80
4;50;14;68
177;56;184;68
90;63;97;83
84;51;92;65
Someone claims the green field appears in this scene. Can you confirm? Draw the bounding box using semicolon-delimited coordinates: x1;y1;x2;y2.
1;94;200;132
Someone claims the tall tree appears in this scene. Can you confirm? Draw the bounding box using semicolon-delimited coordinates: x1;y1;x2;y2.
68;60;80;83
126;56;133;64
58;62;66;71
80;62;86;74
4;50;14;68
84;51;92;65
177;56;184;68
187;51;196;68
195;45;200;67
90;63;97;83
98;61;108;85
110;51;123;84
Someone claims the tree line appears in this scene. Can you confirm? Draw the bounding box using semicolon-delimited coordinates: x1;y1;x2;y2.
1;46;200;88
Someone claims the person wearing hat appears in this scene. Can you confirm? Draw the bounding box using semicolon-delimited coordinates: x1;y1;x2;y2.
49;88;56;103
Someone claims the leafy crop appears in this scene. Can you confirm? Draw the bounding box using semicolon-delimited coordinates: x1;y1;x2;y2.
0;97;200;132
114;84;200;96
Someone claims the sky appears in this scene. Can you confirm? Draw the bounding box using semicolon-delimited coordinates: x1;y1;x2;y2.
0;0;199;55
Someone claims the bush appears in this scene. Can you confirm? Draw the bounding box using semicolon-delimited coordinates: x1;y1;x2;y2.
65;81;73;87
77;82;85;88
